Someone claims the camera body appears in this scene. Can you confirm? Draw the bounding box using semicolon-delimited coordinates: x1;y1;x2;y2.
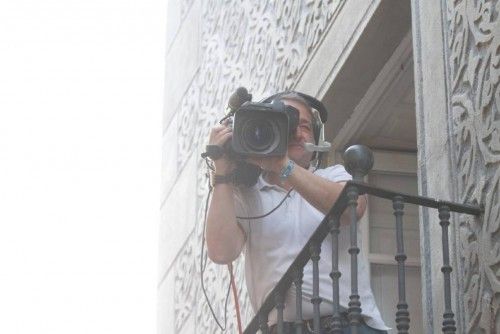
202;88;330;186
230;100;299;157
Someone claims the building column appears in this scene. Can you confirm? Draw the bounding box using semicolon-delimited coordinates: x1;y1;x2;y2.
412;0;500;332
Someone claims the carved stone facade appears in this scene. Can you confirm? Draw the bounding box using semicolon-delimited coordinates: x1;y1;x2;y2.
446;1;500;332
412;0;499;332
162;0;500;332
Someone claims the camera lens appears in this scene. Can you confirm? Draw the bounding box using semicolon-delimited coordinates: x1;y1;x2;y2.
242;119;276;152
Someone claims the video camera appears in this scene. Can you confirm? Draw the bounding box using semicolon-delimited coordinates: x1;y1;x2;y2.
229;99;299;158
202;87;330;187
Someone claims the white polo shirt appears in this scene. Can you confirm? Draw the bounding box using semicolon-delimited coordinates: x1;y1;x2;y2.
235;165;388;330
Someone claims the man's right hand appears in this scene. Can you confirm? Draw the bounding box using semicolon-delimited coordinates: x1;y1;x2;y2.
208;120;234;174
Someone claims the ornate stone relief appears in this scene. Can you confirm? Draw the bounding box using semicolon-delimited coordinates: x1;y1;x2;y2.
177;0;344;172
171;0;345;332
173;230;197;332
180;0;195;20
446;0;500;331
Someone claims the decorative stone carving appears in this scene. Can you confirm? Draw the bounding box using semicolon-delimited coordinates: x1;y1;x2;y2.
180;0;195;20
173;230;197;332
170;0;345;332
446;0;500;332
176;0;344;171
177;83;201;172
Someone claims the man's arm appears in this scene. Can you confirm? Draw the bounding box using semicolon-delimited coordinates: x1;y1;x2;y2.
287;163;366;224
204;123;246;265
251;156;366;224
206;182;246;264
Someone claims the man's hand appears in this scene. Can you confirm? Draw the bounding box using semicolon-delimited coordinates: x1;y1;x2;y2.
205;120;245;264
208;120;234;174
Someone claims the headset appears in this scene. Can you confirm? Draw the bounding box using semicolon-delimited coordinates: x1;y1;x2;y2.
260;91;331;163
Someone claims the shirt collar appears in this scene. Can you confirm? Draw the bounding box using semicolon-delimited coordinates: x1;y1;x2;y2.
256;174;284;192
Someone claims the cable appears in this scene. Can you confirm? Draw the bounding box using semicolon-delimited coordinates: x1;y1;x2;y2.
228;263;243;334
236;187;294;220
236;163;320;220
201;156;322;330
200;172;232;331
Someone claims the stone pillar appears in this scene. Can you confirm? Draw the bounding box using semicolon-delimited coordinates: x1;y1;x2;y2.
411;0;499;332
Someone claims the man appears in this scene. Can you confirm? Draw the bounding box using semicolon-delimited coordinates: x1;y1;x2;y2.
205;92;388;333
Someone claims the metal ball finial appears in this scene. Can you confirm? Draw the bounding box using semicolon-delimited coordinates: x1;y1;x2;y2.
342;145;374;182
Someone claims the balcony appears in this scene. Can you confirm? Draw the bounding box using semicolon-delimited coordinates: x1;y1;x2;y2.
243;145;482;334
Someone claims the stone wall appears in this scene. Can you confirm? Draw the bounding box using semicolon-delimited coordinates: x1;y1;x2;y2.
412;0;499;332
446;1;500;332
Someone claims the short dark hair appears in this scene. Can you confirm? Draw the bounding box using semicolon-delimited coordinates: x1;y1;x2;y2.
274;92;313;118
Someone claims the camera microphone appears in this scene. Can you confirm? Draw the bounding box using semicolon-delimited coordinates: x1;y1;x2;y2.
228;87;252;111
219;87;253;126
304;122;331;153
219;87;253;125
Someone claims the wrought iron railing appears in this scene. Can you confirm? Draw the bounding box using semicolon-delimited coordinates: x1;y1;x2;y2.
243;145;482;334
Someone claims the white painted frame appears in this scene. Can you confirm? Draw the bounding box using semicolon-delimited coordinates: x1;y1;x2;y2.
326;32;420;271
329;31;414;152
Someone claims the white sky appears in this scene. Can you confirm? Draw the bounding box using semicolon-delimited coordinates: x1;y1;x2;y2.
0;1;166;333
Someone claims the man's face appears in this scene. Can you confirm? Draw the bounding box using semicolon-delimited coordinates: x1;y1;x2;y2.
282;99;315;168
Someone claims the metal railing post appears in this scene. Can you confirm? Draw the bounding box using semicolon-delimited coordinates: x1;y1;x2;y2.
309;242;322;334
275;292;285;334
329;215;343;334
347;185;361;333
343;145;374;334
438;205;456;334
259;312;269;334
393;196;410;333
293;268;304;334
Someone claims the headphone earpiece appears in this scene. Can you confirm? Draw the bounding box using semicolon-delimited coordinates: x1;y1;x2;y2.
311;111;322;146
311;117;321;161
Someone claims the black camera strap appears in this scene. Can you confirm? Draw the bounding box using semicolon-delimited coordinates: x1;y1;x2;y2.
201;144;225;160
